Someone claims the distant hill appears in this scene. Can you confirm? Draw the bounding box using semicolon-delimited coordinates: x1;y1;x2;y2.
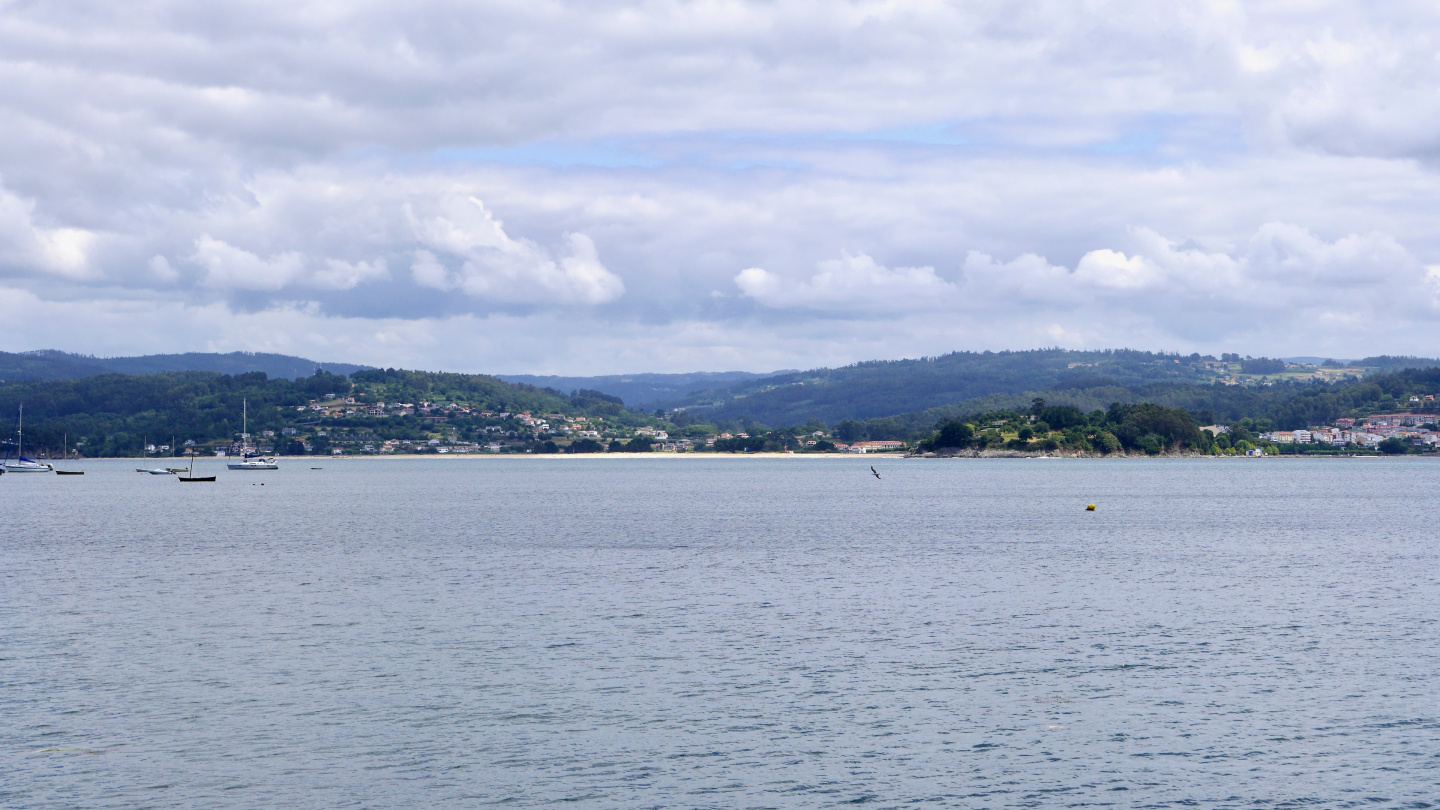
498;371;778;407
1347;355;1440;374
0;350;371;381
665;349;1223;425
664;349;1440;427
0;366;660;458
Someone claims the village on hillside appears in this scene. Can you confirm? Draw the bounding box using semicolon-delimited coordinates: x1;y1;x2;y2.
186;396;900;456
1254;412;1440;451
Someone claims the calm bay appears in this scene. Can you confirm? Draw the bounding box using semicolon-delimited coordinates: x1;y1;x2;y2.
3;456;1438;807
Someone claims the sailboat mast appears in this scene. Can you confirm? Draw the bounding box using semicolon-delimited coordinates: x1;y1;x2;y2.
17;403;22;458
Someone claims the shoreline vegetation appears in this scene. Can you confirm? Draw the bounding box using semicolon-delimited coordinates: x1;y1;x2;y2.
2;351;1440;462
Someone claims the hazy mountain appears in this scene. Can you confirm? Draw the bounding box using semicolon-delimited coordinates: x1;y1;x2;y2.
497;371;780;407
0;350;370;382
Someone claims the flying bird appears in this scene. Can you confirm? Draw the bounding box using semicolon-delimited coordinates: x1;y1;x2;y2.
871;466;881;479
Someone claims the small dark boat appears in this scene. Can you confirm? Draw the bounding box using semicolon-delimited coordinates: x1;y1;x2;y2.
177;452;215;482
53;433;84;475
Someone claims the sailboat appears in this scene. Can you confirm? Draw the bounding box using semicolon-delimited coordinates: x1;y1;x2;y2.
2;405;54;473
163;435;188;473
228;399;278;470
178;449;215;482
54;432;84;475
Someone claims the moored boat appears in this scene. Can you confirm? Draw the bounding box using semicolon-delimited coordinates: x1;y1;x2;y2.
178;450;216;482
227;399;278;471
53;433;84;475
3;405;53;474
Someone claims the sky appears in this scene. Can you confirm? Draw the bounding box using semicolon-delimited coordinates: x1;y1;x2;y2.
2;0;1440;373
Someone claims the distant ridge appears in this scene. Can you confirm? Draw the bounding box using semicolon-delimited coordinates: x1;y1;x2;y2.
659;349;1440;426
0;350;371;381
498;371;783;407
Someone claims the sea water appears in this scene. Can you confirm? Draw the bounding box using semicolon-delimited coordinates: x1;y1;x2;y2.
3;456;1438;808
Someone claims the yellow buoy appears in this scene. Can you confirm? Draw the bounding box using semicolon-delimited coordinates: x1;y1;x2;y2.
1085;504;1096;511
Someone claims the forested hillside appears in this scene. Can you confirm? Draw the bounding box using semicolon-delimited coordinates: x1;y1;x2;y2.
0;350;370;381
0;368;642;457
805;368;1440;443
672;349;1227;425
667;349;1440;428
499;370;772;407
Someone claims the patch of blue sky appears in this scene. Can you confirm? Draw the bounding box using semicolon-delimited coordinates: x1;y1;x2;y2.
1077;114;1247;161
824;121;978;148
417;113;1245;171
832;114;1247;162
430;140;664;169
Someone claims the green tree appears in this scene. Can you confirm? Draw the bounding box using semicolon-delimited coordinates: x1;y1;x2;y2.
1038;405;1085;429
932;420;973;449
1095;432;1121;453
1379;437;1410;455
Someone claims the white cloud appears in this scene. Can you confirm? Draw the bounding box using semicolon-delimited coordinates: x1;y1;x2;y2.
192;236;306;290
410;249;449;290
406;196;623;305
190;236;388;291
737;222;1437;354
316;257;389;290
1242;223;1415;287
736;252;954;310
0;183;96;279
1073;249;1159;290
148;254;178;281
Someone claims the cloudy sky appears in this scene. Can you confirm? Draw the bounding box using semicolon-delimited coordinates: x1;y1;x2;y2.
2;0;1439;373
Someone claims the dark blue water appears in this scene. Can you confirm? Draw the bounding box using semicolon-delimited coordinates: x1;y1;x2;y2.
4;457;1439;808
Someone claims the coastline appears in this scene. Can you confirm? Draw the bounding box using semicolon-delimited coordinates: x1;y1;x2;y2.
66;451;883;461
55;450;1394;461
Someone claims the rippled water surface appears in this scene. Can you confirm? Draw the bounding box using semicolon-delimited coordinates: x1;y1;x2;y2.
4;456;1440;808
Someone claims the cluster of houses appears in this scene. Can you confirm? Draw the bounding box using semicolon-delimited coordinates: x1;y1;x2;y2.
272;397;919;455
299;397;469;421
1258;414;1440;450
834;440;907;453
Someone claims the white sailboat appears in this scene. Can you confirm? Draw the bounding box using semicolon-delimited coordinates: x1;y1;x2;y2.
228;399;278;470
2;404;54;473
